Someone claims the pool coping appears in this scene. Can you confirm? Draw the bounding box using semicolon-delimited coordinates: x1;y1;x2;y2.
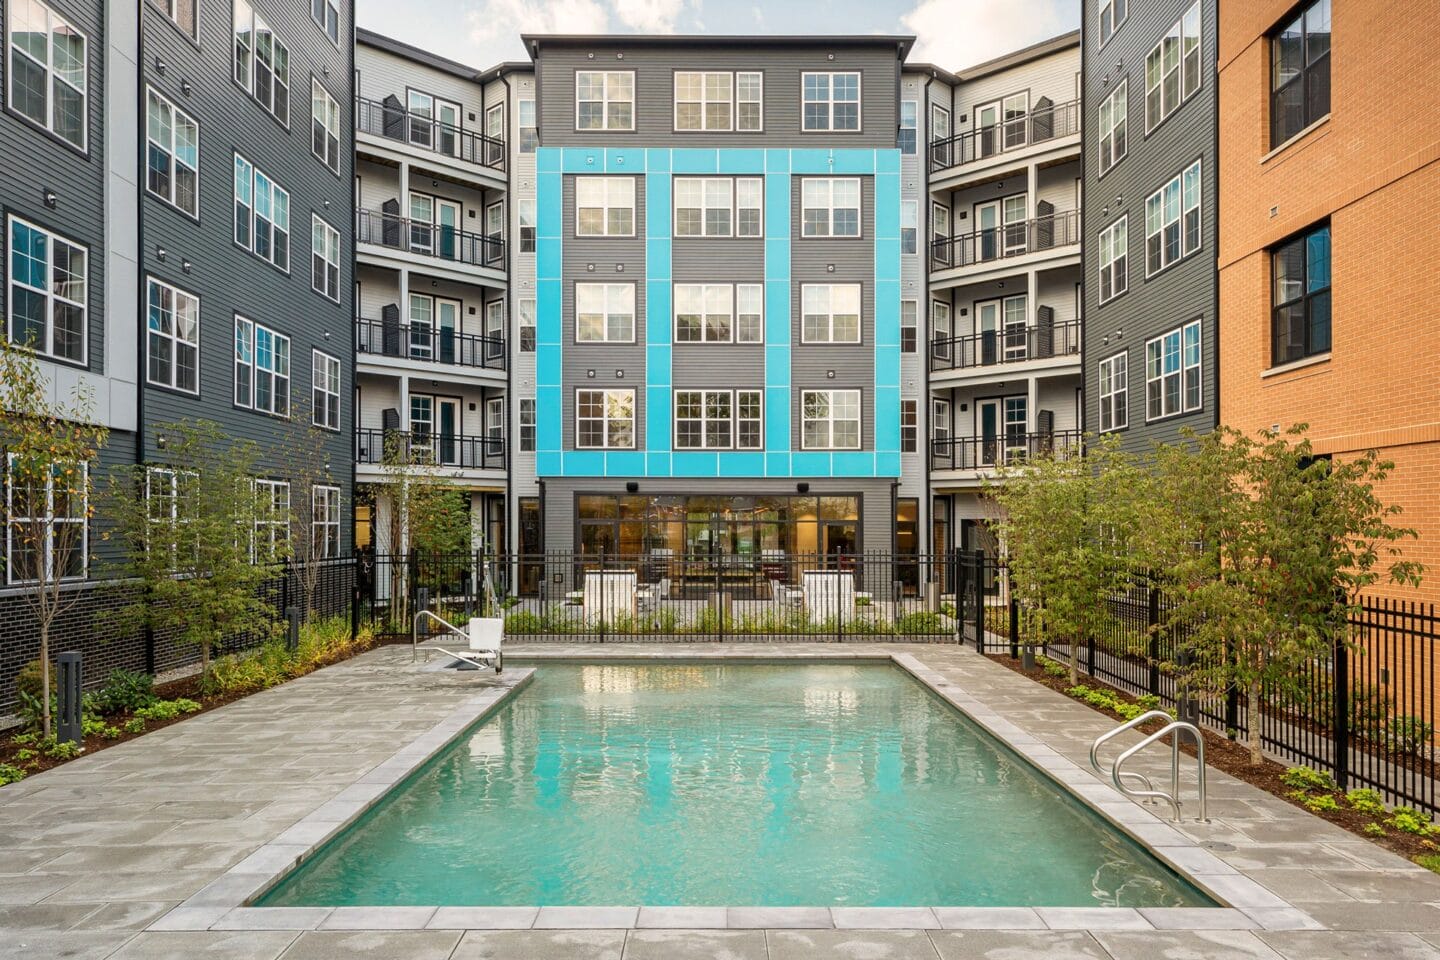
151;649;1320;934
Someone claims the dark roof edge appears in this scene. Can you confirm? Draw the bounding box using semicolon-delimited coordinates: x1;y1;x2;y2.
522;33;915;60
951;30;1081;81
904;61;962;86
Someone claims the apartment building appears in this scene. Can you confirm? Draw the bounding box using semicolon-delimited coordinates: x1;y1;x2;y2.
1082;0;1218;452
1218;0;1440;599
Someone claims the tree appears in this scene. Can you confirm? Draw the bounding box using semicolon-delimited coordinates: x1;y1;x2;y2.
0;340;108;737
106;420;281;677
278;399;343;619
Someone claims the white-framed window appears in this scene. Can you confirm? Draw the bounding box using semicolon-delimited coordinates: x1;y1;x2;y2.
234;153;290;270
518;98;537;152
1098;215;1128;303
900;398;917;452
900;299;917;353
801;390;861;450
672;71;763;131
901;200;917;255
235;315;290;416
575;283;634;342
519;199;536;252
736;389;762;449
673;177;762;238
310;0;339;44
801;284;861;344
1145;319;1201;420
145;465;198;566
312;349;340;430
672;389;763;449
233;0;289;125
1145;1;1201;132
311;78;340;172
575;70;634;131
146;87;199;216
5;456;87;584
931;398;951;442
575;176;635;237
801;71;860;132
252;478;289;562
1100;0;1127;45
1145;160;1201;275
898;100;917;154
672;283;763;344
800;178;860;238
519;298;536;352
311;215;339;301
146;277;199;393
6;215;87;364
575;388;635;449
1098;351;1128;432
735;284;763;343
7;0;87;149
311;485;340;559
1098;79;1127;175
519;398;536;451
484;103;505;166
234;316;253;407
149;0;197;39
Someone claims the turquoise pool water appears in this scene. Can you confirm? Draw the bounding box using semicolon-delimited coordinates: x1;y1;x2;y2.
260;663;1213;908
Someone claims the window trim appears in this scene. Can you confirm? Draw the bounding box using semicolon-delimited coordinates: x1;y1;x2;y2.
898;99;917;155
1097;349;1129;433
234;314;291;418
672;176;763;239
1143;0;1201;136
1143;158;1202;278
6;213;89;366
574;69;635;132
519;397;536;452
310;76;340;174
232;0;291;128
233;152;291;273
311;484;341;559
310;213;340;302
574;387;636;449
800;70;862;133
673;388;763;450
900;398;917;453
800;177;862;239
310;0;340;45
1269;0;1332;150
6;0;89;152
518;297;536;352
145;276;200;395
800;388;862;450
1269;221;1332;367
574;282;636;344
311;348;341;431
519;198;536;252
1097;77;1127;177
148;0;198;41
145;86;200;218
1144;318;1202;422
800;283;863;345
672;283;763;344
574;175;636;238
5;455;88;584
1098;214;1129;304
672;70;765;133
1099;0;1128;47
900;299;918;354
251;478;290;563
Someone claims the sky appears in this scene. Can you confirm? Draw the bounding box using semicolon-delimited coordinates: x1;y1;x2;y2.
356;0;1082;75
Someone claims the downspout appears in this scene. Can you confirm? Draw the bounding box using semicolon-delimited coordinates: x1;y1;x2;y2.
133;13;147;468
497;67;513;557
921;73;933;554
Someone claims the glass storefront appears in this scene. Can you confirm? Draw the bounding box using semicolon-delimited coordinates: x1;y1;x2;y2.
575;494;861;559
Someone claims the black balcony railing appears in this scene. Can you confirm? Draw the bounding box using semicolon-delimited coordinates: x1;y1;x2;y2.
355;318;506;371
355;96;506;171
929;319;1081;373
928;99;1080;173
929;430;1082;472
356;208;504;268
355;428;505;471
930;209;1080;272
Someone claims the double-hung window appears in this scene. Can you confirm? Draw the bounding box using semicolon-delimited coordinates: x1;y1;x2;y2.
518;98;537;152
149;0;197;39
312;349;340;430
1271;223;1331;365
519;398;536;451
5;456;87;584
1145;1;1200;131
234;154;290;270
576;389;634;448
311;0;339;44
673;284;762;343
575;177;635;237
575;283;634;342
673;71;763;131
1271;0;1330;147
7;0;86;149
898;100;917;154
145;466;198;567
311;215;339;301
235;315;290;416
801;284;861;344
673;177;761;238
801;178;860;238
1144;160;1200;275
900;399;917;452
1098;215;1128;303
252;479;289;562
901;201;917;255
1098;79;1127;175
801;71;860;131
518;298;536;351
1099;0;1127;45
312;485;340;559
1098;351;1128;432
7;215;86;364
519;199;536;252
673;389;763;449
311;79;340;172
575;71;633;130
802;390;861;450
900;300;917;353
233;1;289;124
146;277;199;393
146;88;199;216
1145;319;1201;420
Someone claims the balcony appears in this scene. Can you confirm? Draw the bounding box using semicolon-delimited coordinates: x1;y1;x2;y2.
928;99;1079;175
355;428;505;472
929;430;1082;475
930;319;1080;375
356;318;506;373
355;96;506;172
930;209;1079;275
356;208;504;270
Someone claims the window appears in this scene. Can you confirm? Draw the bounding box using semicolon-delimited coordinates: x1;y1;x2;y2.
672;70;762;132
575;283;634;342
901;200;917;255
145;466;198;565
575;71;633;130
1098;351;1128;432
931;399;951;443
485;103;505;166
146;278;199;393
900;300;917;353
735;284;763;343
311;215;339;301
1271;0;1330;147
311;0;339;43
233;1;289;124
898;100;916;154
1271;223;1331;365
1098;79;1127;175
235;316;290;416
312;350;340;430
252;479;289;562
311;79;340;172
1098;215;1128;303
672;389;763;449
1145;320;1201;420
576;388;634;448
518;98;537;152
801;178;861;238
234;154;290;270
802;390;861;449
5;457;87;583
801;72;860;132
519;199;536;252
149;0;197;38
519;398;536;452
1145;160;1201;275
1145;2;1200;132
146;88;199;216
900;399;917;452
576;177;635;237
7;215;86;363
234;316;253;407
311;485;340;558
1100;0;1126;45
519;298;536;351
673;284;762;343
7;0;86;149
673;177;762;238
736;390;762;449
801;284;861;344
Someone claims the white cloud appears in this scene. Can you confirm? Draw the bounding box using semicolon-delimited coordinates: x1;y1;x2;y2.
612;0;685;31
904;0;1073;73
466;0;609;44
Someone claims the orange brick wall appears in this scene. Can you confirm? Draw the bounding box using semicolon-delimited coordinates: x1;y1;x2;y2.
1218;0;1440;601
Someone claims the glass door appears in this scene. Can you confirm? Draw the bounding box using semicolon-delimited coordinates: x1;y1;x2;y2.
436;298;459;364
436;397;459;465
436;99;461;156
975;101;1000;157
976;299;1000;365
436;198;460;261
975;200;1000;262
978;399;1000;467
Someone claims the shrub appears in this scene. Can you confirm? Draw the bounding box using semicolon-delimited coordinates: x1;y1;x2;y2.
1349;683;1393;739
1387;716;1434;757
1385;807;1440;837
14;659;55;730
1364;822;1388;838
123;717;146;735
41;737;80;761
1036;655;1068;679
503;611;545;634
1280;766;1335;794
1303;794;1341;814
894;611;946;635
1347;788;1386;816
132;698;202;724
0;763;25;786
91;669;156;715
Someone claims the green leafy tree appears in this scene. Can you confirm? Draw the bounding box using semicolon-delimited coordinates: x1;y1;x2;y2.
0;340;108;737
278;399;344;619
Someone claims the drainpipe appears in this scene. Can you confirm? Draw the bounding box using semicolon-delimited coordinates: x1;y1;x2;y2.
497;67;513;558
921;73;934;554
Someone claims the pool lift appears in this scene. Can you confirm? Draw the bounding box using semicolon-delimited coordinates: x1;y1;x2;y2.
412;565;504;674
1090;711;1208;823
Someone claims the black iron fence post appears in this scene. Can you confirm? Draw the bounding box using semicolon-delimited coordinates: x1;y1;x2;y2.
598;547;607;644
972;552;985;652
955;551;969;645
1147;576;1161;697
1333;635;1350;791
1009;590;1020;660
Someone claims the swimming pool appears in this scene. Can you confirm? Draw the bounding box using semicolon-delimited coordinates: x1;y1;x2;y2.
259;662;1213;908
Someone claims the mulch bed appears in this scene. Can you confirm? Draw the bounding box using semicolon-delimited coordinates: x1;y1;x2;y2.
986;652;1440;864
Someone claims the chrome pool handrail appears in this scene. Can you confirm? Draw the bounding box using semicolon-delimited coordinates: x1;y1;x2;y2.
1089;709;1171;795
413;609;469;661
1111;720;1208;823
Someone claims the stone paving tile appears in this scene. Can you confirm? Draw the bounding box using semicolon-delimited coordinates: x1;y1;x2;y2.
931;907;1047;929
451;930;626;960
1137;908;1258;930
429;906;540;929
1268;930;1440;959
0;874;75;904
727;906;832;929
0;902;104;932
928;929;1109;960
534;907;640;929
1095;929;1284;959
633;906;727;928
1035;907;1151;930
1245;869;1357;903
316;906;437;930
108;931;299;959
765;929;941;960
73;901;177;932
276;930;462;959
621;929;767;959
1315;870;1440;902
1292;900;1440;932
0;931;136;960
831;907;940;928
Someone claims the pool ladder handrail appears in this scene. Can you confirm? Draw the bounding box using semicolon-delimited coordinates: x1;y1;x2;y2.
1089;710;1171;797
413;610;469;662
1097;716;1209;823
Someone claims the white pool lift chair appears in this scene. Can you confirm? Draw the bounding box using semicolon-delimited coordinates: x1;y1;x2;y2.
414;568;505;674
